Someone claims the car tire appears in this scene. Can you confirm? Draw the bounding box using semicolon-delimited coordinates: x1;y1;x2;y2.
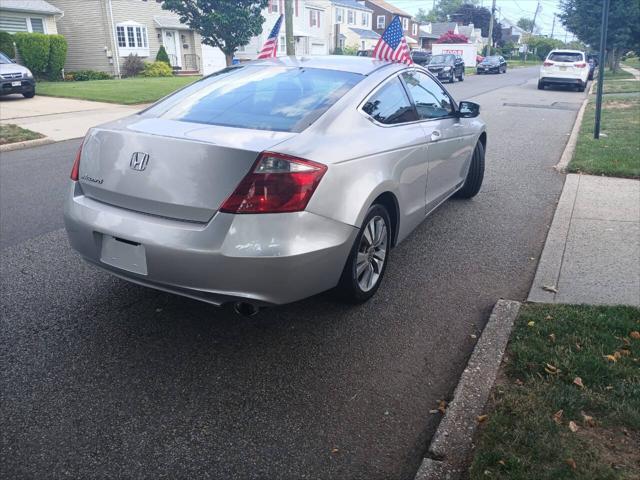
337;204;391;303
23;90;35;98
578;82;586;92
537;80;545;90
454;141;485;199
449;74;455;83
458;70;464;81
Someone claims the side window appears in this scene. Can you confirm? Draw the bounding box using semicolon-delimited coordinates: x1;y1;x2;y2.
401;71;454;120
363;77;417;125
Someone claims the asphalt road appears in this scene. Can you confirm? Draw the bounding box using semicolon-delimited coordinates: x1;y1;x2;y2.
1;67;586;479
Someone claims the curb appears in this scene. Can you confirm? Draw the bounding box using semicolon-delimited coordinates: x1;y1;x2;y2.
0;136;54;152
555;93;590;173
414;299;521;480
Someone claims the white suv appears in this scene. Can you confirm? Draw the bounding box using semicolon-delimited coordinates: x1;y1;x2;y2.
538;49;589;92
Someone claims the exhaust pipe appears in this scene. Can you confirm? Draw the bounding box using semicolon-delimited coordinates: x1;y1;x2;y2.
233;302;260;317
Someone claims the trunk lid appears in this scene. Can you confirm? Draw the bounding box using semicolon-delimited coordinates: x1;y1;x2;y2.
78;117;295;222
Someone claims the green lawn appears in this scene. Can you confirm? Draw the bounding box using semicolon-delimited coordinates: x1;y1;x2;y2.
507;59;541;68
603;68;634;79
623;56;640;69
568;93;640;178
470;304;640;480
37;76;201;104
600;80;640;94
0;124;44;145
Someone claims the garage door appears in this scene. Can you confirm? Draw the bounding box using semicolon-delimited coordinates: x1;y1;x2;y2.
201;44;227;76
311;43;325;55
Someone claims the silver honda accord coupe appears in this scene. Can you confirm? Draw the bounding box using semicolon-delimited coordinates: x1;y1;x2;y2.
64;56;486;313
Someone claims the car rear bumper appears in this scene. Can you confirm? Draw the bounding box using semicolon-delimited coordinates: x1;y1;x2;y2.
64;183;358;306
0;78;35;95
539;76;586;85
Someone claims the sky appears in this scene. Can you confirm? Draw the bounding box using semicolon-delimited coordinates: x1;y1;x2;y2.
387;0;574;41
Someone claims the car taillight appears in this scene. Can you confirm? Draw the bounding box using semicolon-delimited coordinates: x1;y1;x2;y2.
543;61;554;67
70;139;84;181
220;152;327;214
574;62;587;68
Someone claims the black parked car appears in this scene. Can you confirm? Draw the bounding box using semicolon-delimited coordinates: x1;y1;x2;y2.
410;50;431;66
476;55;507;74
426;54;465;83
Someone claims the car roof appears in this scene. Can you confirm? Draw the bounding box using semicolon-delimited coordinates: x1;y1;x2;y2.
248;55;404;76
549;49;585;54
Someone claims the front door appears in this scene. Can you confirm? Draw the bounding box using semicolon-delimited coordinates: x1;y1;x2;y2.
163;30;181;68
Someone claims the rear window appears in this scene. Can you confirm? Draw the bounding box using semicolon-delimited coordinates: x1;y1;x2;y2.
548;52;584;62
154;66;363;132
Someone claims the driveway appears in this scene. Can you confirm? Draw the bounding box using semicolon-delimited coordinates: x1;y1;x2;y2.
1;67;585;479
0;95;143;141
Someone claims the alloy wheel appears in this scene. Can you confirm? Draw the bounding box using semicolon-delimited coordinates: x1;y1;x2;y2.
355;216;388;292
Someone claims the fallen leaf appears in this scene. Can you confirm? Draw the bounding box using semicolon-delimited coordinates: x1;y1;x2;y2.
477;414;488;423
438;400;447;414
331;448;339;454
619;349;631;356
549;333;556;343
630;331;640;340
573;377;585;389
528;321;536;327
542;285;558;293
605;385;613;390
575;343;582;350
545;363;560;375
604;354;617;363
545;315;554;321
614;351;621;360
581;411;595;427
470;334;477;339
566;458;577;470
515;378;524;386
622;337;631;346
568;421;579;432
552;409;564;425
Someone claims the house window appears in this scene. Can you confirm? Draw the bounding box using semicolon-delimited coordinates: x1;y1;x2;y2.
278;35;285;53
347;10;354;24
376;15;385;29
0;15;47;34
335;8;343;23
115;22;149;55
361;13;368;26
412;23;417;36
269;0;279;14
402;18;409;31
309;9;320;28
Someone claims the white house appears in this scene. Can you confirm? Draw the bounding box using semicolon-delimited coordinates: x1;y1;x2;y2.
329;0;379;53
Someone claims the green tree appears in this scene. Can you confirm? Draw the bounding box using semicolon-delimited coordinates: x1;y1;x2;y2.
415;8;430;23
0;31;16;58
527;35;564;60
162;0;268;66
155;45;171;66
559;0;640;71
516;17;535;32
429;0;477;22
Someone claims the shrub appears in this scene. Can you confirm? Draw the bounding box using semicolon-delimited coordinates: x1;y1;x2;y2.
435;31;469;44
122;53;145;77
0;31;15;58
64;73;74;81
142;61;173;77
47;34;67;80
70;69;112;81
14;32;50;76
155;46;171;66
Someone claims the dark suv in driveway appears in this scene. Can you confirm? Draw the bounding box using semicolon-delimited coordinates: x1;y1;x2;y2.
427;54;465;83
0;52;36;98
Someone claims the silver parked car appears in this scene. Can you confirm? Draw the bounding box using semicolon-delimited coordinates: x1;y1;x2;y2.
64;56;486;314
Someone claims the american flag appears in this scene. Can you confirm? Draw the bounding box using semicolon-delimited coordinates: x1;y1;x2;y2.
372;16;412;65
257;14;283;59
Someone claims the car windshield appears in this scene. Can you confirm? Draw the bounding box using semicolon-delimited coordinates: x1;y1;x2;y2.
430;55;451;64
150;65;363;133
548;52;584;62
0;53;12;64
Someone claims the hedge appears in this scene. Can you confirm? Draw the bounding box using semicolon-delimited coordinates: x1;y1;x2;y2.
142;61;173;77
0;31;15;58
14;32;50;76
48;35;67;80
156;45;171;66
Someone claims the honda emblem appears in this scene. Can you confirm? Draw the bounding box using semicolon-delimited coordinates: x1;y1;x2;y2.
130;152;150;171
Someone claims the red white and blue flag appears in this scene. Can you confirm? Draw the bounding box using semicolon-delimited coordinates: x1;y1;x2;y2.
257;14;284;59
372;15;412;64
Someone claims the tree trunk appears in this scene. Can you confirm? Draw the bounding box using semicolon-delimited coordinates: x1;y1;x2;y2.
225;52;234;67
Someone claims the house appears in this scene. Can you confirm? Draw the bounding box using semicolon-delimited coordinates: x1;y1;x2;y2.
457;23;485;51
328;0;378;53
418;26;439;51
501;24;526;45
47;0;203;76
0;0;62;36
427;22;459;39
363;0;419;49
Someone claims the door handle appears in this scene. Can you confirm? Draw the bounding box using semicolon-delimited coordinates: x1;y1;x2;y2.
431;130;441;141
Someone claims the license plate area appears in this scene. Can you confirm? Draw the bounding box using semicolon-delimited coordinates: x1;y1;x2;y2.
559;66;567;71
100;234;147;275
11;81;21;87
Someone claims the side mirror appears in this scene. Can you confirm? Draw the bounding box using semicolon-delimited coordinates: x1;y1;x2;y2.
457;101;480;118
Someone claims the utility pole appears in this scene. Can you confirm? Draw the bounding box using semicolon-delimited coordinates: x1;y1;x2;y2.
524;0;540;62
285;0;294;56
486;0;496;56
551;14;556;39
594;0;610;139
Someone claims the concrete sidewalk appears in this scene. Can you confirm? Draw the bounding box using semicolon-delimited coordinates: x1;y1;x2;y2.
0;95;145;141
529;174;640;306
